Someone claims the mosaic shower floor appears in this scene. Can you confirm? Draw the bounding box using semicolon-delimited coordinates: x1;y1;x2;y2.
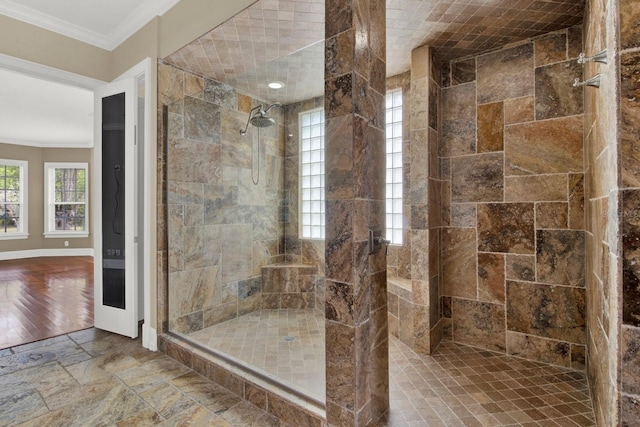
188;309;326;401
189;309;595;426
1;313;595;426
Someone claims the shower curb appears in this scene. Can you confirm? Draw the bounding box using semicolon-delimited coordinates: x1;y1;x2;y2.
159;332;327;427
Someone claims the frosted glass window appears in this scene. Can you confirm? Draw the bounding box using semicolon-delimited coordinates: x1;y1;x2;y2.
385;89;403;245
300;108;325;239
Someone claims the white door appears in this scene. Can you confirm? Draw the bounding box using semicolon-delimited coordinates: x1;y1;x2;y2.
93;77;138;338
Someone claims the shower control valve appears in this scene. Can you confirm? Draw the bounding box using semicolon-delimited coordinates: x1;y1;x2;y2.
368;230;390;256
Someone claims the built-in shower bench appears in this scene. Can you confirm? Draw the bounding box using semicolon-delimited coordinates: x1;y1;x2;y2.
261;263;319;309
387;277;415;346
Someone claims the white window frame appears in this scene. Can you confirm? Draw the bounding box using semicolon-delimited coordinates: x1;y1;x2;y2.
0;159;28;240
299;107;325;240
386;89;403;245
44;162;89;238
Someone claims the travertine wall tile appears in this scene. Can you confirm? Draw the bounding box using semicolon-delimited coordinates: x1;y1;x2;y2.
506;254;536;282
534;31;568;67
325;1;388;422
477;203;535;254
536;229;586;287
505;174;567;202
504;96;534;125
622;325;640;395
441;82;476;157
451;58;476;86
442;27;585;368
535;60;584;120
505;116;583;175
451;153;504;203
477;43;534;104
620;53;640;188
622;189;640;326
507;331;571;367
477;102;504;153
452;298;505;352
507;280;586;344
478;252;505;304
442;228;477;299
536;202;569;229
162;63;287;333
620;0;640;49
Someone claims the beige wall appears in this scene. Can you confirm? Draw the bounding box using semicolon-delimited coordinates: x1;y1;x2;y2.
0;142;93;253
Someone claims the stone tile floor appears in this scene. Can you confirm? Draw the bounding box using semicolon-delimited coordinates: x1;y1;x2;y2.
0;324;595;426
188;309;325;401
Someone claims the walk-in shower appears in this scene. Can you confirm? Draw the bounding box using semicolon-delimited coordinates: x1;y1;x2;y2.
165;77;326;404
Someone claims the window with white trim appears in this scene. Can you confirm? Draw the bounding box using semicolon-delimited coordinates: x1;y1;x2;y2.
299;108;325;240
44;163;89;238
0;159;28;239
386;89;403;245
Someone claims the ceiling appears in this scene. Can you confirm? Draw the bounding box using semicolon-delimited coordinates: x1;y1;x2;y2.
0;0;586;147
0;0;179;50
0;67;94;147
165;0;585;105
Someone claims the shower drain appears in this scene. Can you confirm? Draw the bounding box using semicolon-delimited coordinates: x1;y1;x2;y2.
283;336;295;342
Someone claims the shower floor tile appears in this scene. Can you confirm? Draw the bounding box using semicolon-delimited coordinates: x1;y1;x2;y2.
188;308;595;426
188;309;326;400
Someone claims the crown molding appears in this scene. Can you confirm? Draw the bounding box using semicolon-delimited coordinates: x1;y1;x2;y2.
108;0;181;50
0;1;109;48
0;0;180;51
0;53;105;89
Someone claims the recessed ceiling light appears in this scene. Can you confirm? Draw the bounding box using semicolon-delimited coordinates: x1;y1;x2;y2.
268;81;285;89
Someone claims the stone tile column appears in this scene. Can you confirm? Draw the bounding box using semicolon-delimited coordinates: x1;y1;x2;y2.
324;0;388;425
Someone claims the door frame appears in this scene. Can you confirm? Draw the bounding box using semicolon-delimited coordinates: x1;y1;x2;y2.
0;54;156;350
108;57;156;350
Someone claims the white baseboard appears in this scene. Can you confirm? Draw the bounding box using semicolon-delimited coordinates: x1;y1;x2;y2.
0;248;94;261
142;324;158;351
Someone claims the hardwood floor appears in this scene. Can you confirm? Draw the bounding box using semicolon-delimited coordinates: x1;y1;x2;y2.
0;256;93;350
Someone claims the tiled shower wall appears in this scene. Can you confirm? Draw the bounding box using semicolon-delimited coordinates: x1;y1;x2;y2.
619;0;640;419
439;26;587;369
385;46;444;355
583;0;620;425
157;61;286;335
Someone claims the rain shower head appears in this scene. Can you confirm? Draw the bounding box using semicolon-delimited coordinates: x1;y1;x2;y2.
240;102;283;135
250;114;276;128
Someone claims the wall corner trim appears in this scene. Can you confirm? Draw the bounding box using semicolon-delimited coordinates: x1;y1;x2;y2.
142;323;158;351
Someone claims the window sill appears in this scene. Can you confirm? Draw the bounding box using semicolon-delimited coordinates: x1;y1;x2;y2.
0;233;29;240
44;232;89;239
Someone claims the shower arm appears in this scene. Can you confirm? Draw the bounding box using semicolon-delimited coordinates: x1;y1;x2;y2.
263;102;283;114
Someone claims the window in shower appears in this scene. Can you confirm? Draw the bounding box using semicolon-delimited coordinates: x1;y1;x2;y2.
0;159;27;238
299;108;325;240
386;89;403;245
